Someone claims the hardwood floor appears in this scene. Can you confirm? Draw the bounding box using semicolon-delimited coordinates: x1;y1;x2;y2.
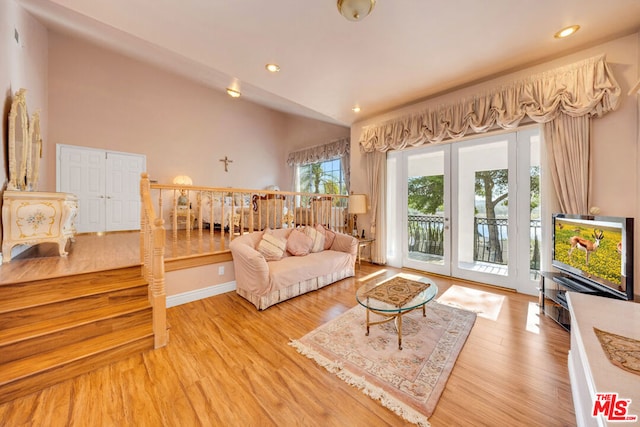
0;233;141;285
0;229;231;284
0;259;576;426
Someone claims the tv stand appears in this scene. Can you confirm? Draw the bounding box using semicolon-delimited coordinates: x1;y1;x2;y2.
539;271;604;331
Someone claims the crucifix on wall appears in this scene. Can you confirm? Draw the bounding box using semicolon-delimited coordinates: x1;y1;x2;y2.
219;156;233;172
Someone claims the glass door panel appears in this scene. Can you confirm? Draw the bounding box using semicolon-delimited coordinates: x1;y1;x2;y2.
452;137;514;286
403;146;451;276
393;127;541;294
517;128;542;295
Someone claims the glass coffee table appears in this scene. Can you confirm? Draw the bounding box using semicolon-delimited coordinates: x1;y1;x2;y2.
356;274;438;350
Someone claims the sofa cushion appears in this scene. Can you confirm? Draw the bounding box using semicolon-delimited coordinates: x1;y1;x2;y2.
286;228;313;256
268;250;354;292
257;230;287;261
316;224;336;250
304;225;325;253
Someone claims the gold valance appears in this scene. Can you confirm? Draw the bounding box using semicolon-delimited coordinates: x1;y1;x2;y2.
359;55;621;152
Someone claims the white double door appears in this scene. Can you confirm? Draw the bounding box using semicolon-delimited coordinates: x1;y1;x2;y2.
57;144;146;233
388;128;541;294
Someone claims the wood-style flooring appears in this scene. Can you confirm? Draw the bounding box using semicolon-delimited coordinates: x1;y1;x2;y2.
0;232;140;284
0;235;576;427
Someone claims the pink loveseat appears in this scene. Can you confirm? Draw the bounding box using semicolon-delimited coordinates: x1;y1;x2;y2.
229;228;358;310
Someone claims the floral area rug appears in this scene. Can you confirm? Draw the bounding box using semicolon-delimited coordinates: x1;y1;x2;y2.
289;302;476;427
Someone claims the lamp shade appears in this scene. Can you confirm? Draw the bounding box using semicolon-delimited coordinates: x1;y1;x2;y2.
173;175;193;186
337;0;376;22
348;194;367;214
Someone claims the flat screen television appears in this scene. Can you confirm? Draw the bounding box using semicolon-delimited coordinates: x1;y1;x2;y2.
552;213;634;300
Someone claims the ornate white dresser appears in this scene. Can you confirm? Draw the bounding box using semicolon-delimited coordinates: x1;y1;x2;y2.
1;88;79;263
2;191;78;262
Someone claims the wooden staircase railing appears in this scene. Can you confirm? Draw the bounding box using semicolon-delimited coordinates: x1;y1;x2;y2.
140;173;351;349
140;173;168;349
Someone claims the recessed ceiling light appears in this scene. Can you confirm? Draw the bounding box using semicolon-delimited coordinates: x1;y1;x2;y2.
226;88;241;98
265;63;280;73
352;106;361;113
554;25;580;39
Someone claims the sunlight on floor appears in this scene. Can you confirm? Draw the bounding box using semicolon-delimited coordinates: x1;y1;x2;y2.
436;285;505;321
357;269;387;283
526;301;541;334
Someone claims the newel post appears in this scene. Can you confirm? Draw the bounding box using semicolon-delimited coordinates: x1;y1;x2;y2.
151;217;167;348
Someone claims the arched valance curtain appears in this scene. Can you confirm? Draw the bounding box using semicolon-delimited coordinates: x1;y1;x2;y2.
359;55;620;264
359;55;620;153
287;137;351;192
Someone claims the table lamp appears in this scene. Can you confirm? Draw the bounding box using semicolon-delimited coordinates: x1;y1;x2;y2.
173;175;193;207
348;194;367;237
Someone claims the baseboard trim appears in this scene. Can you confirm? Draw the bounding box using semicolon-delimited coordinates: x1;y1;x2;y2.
167;281;236;308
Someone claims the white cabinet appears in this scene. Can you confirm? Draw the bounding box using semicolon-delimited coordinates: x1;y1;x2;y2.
567;292;640;426
57;144;145;233
2;190;78;262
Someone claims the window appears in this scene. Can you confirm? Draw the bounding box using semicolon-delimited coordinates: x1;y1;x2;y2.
298;158;345;194
287;137;350;206
297;158;347;206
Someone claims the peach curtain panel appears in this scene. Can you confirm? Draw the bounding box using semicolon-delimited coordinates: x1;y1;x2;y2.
365;150;386;263
359;54;621;261
543;114;591;214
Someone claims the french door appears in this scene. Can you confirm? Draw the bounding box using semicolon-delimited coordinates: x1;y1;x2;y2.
57;144;146;233
389;128;541;294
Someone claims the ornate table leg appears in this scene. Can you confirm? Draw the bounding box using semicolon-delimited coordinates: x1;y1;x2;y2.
397;313;403;350
365;306;370;336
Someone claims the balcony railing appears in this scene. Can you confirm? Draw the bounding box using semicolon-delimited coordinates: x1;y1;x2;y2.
408;215;444;256
407;215;541;273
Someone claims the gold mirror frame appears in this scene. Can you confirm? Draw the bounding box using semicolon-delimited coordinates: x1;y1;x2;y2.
7;88;30;190
27;110;42;191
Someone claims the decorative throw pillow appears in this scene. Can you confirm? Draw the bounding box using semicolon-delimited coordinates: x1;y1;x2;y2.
304;225;325;253
316;224;336;250
257;230;286;261
286;228;313;256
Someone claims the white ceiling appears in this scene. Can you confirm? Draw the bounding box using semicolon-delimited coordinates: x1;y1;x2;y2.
17;0;640;127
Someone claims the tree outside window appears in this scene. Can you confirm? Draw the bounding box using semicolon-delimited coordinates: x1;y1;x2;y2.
297;158;346;206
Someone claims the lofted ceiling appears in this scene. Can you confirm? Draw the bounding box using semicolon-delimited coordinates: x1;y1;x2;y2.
17;0;640;126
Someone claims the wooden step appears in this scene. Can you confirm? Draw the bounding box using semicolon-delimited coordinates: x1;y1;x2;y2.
0;267;146;313
0;300;152;364
0;323;154;404
0;284;148;329
0;265;159;404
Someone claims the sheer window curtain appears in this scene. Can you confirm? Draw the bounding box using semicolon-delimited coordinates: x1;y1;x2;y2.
359;54;620;262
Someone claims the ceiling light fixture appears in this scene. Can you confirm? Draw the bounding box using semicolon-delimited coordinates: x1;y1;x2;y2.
226;88;241;98
337;0;376;22
554;25;580;39
265;63;280;73
352;106;361;113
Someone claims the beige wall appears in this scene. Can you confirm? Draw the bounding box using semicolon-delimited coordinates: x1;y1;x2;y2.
350;32;640;297
1;0;49;191
0;0;48;247
2;8;348;295
46;32;349;193
280;113;350;187
44;31;347;295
